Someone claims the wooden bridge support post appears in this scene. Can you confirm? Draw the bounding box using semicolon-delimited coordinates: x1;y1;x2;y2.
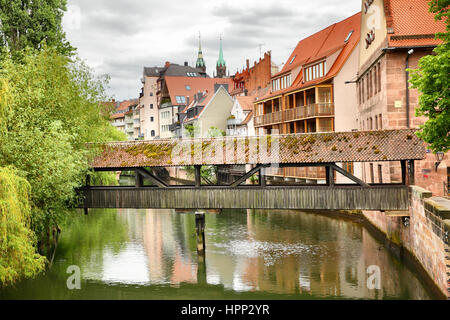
197;245;207;285
135;170;143;188
195;165;201;188
326;165;334;187
195;212;206;254
260;167;266;187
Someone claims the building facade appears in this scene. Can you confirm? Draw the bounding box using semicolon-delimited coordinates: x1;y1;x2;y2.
231;51;272;98
253;12;362;182
140;67;161;139
356;0;448;196
227;96;256;136
182;85;234;138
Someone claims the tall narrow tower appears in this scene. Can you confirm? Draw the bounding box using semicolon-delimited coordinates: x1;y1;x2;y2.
196;32;206;73
216;35;226;78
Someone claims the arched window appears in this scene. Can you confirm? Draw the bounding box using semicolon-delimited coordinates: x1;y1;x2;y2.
151;130;155;137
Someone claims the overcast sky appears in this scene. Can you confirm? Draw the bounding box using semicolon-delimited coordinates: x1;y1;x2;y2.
62;0;361;101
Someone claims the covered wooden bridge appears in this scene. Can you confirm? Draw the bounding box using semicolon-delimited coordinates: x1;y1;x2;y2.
81;129;425;211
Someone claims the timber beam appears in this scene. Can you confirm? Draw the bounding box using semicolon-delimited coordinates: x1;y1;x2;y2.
230;164;268;187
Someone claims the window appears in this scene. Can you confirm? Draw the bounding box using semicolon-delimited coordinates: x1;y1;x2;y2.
150;104;153;109
304;61;326;82
289;55;296;64
150;92;153;96
361;78;365;103
151;130;155;137
150;116;154;122
185;85;191;91
377;62;381;92
343;162;354;174
369;163;374;183
378;165;383;183
374;115;378;130
175;96;186;104
345;30;354;42
378;114;382;129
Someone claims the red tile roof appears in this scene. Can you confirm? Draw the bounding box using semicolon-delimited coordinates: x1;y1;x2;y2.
236;96;256;111
257;12;361;102
241;111;253;125
165;76;233;106
110;99;138;119
385;0;446;47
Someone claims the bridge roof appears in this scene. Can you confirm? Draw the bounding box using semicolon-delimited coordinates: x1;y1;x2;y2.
90;129;426;169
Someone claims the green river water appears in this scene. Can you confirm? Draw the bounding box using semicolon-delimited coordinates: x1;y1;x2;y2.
0;206;439;300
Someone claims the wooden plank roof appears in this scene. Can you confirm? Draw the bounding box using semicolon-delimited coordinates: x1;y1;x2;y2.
90;129;426;169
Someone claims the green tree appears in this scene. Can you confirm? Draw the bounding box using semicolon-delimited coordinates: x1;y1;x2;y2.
0;0;74;56
0;167;46;285
409;1;449;152
0;48;125;236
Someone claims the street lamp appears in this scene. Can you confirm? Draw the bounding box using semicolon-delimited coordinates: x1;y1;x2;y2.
435;152;444;171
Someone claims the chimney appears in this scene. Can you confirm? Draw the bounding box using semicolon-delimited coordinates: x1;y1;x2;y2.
246;59;250;70
184;61;188;66
165;61;170;68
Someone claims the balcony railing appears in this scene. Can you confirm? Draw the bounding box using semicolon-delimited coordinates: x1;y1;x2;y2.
254;103;334;127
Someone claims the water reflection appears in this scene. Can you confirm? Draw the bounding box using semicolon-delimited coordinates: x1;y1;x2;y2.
0;208;437;300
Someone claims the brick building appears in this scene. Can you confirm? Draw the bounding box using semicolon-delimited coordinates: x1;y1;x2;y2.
231;51;273;98
356;0;448;196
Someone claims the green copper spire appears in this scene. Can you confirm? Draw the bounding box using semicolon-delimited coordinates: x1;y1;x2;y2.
196;32;206;69
217;35;226;67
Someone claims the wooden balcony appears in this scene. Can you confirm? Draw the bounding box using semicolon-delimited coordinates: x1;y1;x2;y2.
254;103;334;127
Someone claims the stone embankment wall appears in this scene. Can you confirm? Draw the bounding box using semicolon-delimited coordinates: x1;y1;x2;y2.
363;186;450;298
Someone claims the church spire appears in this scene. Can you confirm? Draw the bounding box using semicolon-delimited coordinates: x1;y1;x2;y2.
216;35;226;78
196;32;206;73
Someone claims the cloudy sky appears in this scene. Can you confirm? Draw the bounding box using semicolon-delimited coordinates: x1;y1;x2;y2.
62;0;361;101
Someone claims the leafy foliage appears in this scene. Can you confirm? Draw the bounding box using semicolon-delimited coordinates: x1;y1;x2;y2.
0;48;126;236
409;1;450;152
0;0;74;56
0;167;46;285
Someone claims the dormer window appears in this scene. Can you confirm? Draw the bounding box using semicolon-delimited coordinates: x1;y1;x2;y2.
272;74;291;92
175;96;186;104
304;61;326;82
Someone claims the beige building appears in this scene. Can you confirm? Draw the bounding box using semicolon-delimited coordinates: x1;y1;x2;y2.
227;96;256;137
182;85;234;138
139;68;161;139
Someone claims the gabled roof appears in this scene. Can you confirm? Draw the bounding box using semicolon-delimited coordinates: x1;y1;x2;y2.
165;76;233;106
183;85;233;122
277;12;361;77
385;0;446;47
236;96;256;111
257;12;361;102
